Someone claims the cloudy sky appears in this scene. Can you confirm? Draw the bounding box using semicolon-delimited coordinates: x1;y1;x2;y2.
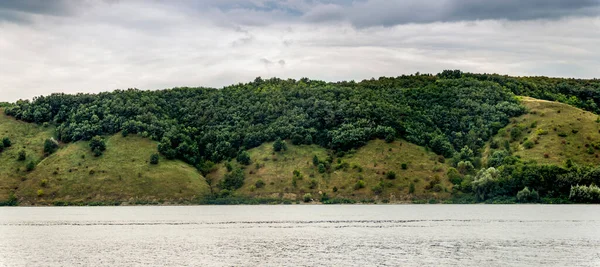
1;0;599;101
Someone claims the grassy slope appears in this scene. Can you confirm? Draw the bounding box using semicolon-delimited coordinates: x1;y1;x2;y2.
209;139;452;202
0;109;54;201
17;134;211;205
486;97;600;166
0;109;210;204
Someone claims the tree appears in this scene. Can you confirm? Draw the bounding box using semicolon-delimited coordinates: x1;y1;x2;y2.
386;171;396;180
318;163;326;173
150;153;159;165
44;138;58;155
17;150;26;161
273;138;287;152
517;187;539;203
26;161;35;172
2;137;11;148
89;136;106;157
221;168;245;190
236;151;251;165
472;167;500;201
312;155;319;166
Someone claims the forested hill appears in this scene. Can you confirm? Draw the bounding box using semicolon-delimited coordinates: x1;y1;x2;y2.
3;70;600;205
4;73;525;169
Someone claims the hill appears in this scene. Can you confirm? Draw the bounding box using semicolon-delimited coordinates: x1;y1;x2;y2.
0;109;210;205
486;97;600;166
208;139;451;203
3;71;600;205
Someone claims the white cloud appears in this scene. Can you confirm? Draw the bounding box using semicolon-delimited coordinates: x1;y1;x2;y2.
0;1;599;101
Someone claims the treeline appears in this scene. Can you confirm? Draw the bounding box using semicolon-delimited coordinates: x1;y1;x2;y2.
4;74;523;170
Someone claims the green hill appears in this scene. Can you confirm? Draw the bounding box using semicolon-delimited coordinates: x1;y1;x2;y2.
3;72;600;205
486;97;600;166
208;139;451;203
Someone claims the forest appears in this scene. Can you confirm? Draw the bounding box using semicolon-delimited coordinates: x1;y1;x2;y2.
4;70;600;204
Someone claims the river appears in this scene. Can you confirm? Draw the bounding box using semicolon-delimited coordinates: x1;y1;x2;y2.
1;205;599;266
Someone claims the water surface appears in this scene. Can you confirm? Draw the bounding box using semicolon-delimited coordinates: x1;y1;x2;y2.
1;205;599;266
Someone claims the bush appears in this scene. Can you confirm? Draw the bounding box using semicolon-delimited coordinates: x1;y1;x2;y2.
371;182;384;195
17;150;26;161
409;183;416;194
536;129;548;135
44;138;58;155
317;163;326;173
332;186;338;192
236;151;251;165
303;193;312;202
273;138;287;152
309;179;318;189
89;136;106;157
2;137;11;148
569;184;600;203
447;168;462;185
150;153;159;165
510;127;522;141
255;179;265;189
26;161;35;172
523;140;535;149
320;192;330;202
516;187;539;203
354;180;366;190
457;161;474;174
40;179;48;187
386;171;396;180
401;163;408;170
221;168;245;190
312;155;319;166
37;189;44;197
432;184;444;192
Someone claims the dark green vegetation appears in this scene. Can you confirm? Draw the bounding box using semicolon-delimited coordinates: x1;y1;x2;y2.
2;70;600;205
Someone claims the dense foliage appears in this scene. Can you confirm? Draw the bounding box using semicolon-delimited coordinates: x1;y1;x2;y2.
4;74;524;169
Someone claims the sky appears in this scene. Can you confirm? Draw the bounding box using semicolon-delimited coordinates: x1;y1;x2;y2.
0;0;599;101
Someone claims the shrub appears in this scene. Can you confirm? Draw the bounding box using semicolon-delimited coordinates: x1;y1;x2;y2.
536;129;548;135
89;136;106;157
221;168;245;190
386;171;396;180
516;187;539;203
385;134;394;143
523;140;535;149
37;189;44;197
371;182;384;195
510;127;522;141
0;142;3;152
273;138;287;152
225;162;233;172
401;163;408;170
26;161;35;172
40;179;48;187
432;184;444;192
332;186;338;192
354;180;366;190
44;138;58;154
255;179;265;189
317;163;326;173
150;153;159;165
236;151;251;165
558;132;568;137
309;179;318;189
409;183;416;194
17;150;26;161
2;137;11;148
447;168;462;185
457;161;474;174
569;184;600;203
303;193;312;202
320;192;330;202
312;155;319;166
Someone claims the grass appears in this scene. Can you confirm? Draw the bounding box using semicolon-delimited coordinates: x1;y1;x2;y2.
17;134;210;205
209;139;452;202
0;109;54;201
486;97;600;166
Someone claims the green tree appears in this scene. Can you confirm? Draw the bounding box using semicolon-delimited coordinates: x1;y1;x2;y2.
221;168;245;190
273;138;287;152
2;137;11;148
150;153;159;165
17;150;26;161
44;138;58;155
89;136;106;157
312;155;319;166
236;151;251;165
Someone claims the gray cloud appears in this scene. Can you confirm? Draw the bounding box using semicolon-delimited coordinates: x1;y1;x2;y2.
303;0;600;27
0;0;599;102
